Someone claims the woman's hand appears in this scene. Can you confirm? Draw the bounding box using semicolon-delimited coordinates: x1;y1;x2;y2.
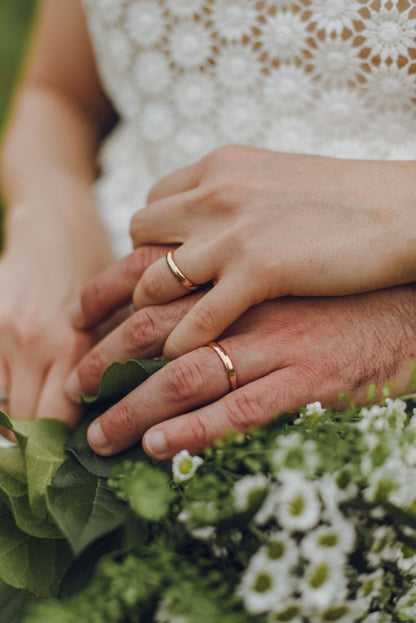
68;274;416;458
129;145;416;358
0;198;113;427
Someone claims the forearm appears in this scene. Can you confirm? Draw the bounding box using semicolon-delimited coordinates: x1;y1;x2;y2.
0;83;113;271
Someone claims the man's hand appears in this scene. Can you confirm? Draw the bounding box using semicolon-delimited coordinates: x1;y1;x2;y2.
67;283;416;459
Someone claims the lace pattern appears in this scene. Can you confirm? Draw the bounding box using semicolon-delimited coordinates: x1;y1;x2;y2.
82;0;416;256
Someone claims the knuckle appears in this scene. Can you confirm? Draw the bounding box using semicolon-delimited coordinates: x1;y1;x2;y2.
81;279;106;318
14;316;42;349
146;181;163;205
129;213;143;244
186;414;210;449
190;304;217;337
112;402;138;435
77;349;105;388
162;358;205;403
127;247;159;278
126;309;157;346
222;390;265;432
202;179;243;212
203;145;242;169
138;268;165;301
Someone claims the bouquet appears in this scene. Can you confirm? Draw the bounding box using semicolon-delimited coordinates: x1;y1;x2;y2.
0;359;416;623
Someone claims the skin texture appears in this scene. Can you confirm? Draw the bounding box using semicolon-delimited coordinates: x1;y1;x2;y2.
66;246;416;459
0;0;114;425
127;145;416;359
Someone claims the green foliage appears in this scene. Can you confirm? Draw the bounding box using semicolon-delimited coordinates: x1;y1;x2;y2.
109;461;174;521
0;358;167;602
0;580;37;623
68;359;168;478
46;456;128;556
1;361;416;621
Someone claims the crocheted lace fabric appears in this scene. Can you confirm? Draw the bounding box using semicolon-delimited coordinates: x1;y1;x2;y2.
82;0;416;256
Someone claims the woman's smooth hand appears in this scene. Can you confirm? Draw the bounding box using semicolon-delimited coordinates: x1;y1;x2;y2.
68;281;416;459
129;145;415;358
0;204;112;427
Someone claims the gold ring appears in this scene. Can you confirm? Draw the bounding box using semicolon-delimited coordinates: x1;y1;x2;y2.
208;341;238;391
166;250;200;291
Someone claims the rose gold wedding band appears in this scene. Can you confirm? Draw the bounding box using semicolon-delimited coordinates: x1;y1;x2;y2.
166;250;200;291
208;341;238;392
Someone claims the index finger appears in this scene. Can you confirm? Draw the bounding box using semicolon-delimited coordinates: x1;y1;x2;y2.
71;245;170;330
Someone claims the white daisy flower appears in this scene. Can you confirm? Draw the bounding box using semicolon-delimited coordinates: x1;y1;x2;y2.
363;613;393;623
301;521;356;562
233;473;269;512
305;402;326;417
367;525;400;568
300;558;347;611
267;604;302;623
261;531;299;569
237;552;295;614
273;433;319;475
396;583;416;620
276;471;321;532
361;7;416;62
155;598;188;623
210;0;259;42
125;1;166;48
358;569;385;602
254;485;281;526
260;11;308;61
310;0;361;35
188;525;216;541
168;21;212;69
172;450;203;482
309;598;369;623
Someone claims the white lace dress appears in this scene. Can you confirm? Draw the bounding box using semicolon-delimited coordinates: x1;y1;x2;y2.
81;0;416;257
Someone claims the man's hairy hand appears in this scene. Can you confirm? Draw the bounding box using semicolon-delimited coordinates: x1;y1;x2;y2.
71;284;416;458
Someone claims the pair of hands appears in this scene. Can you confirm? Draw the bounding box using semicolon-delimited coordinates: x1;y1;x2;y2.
63;146;416;458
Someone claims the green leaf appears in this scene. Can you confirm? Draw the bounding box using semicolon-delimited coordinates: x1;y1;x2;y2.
47;456;128;556
0;513;72;597
12;419;71;520
82;358;168;407
0;446;26;484
0;412;71;519
68;358;168;478
0;470;61;539
67;416;147;479
0;579;37;623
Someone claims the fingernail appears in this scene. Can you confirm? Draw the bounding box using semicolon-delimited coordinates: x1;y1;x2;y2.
144;429;167;457
88;420;111;453
65;371;82;404
70;300;85;329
